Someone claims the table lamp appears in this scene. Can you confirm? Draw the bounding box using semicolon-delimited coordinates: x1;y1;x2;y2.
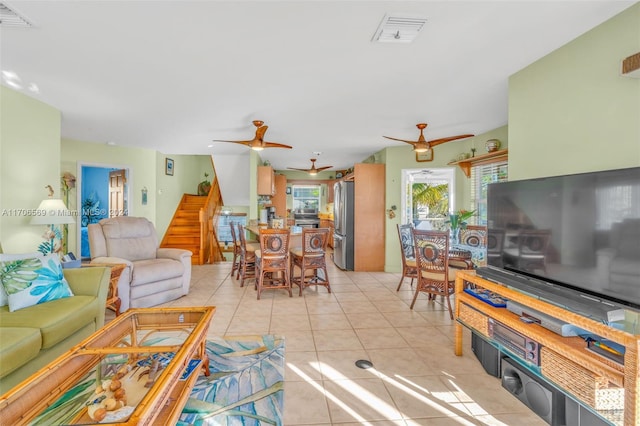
31;185;75;254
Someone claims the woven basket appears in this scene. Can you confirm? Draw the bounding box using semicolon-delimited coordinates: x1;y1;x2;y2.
541;347;624;411
459;303;489;336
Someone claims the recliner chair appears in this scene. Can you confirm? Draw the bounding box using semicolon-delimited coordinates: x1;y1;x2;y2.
88;216;192;312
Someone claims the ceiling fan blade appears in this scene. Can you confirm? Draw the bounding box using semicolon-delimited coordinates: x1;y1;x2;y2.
383;136;418;145
316;166;333;172
287;167;310;172
262;141;293;149
212;139;254;145
428;134;475;147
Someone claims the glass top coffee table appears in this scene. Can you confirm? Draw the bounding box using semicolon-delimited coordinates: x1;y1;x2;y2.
0;306;215;425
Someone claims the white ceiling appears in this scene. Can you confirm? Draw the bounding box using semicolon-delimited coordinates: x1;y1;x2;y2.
1;1;635;171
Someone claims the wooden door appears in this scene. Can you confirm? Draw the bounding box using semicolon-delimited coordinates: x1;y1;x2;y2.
109;169;126;217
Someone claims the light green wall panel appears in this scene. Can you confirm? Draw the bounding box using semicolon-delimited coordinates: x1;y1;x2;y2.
1;86;61;252
509;3;640;180
155;153;213;239
61;138;157;253
382;127;508;272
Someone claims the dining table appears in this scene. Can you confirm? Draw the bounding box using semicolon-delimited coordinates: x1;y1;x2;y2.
451;242;486;268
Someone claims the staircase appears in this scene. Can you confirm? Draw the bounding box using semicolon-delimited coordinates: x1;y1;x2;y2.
160;179;225;265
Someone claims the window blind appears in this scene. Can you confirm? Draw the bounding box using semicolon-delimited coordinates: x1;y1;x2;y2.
470;160;508;225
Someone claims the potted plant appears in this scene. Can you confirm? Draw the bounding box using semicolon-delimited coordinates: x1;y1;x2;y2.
198;172;212;196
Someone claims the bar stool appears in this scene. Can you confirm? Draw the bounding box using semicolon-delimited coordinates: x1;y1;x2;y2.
396;223;418;291
290;228;331;296
255;228;292;299
237;224;258;287
230;222;258;280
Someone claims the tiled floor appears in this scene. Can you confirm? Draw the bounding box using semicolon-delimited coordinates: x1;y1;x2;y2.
123;258;548;425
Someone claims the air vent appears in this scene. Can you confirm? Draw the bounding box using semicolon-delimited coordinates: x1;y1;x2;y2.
372;13;427;43
622;52;640;78
0;2;33;28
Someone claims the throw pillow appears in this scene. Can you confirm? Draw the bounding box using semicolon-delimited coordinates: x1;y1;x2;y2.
0;252;43;307
0;253;74;312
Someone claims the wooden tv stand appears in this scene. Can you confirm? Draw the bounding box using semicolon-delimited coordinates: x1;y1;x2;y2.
454;270;639;426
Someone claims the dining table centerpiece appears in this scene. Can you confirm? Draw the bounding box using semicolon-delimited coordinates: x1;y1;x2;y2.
447;209;476;244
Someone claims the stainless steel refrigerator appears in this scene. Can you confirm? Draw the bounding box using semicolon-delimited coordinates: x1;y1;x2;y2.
333;180;354;270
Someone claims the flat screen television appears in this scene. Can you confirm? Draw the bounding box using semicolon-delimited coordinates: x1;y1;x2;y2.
482;166;640;312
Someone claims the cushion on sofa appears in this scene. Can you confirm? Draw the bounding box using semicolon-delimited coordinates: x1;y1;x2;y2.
102;217;158;261
131;258;185;286
0;295;98;349
0;254;74;312
0;327;41;377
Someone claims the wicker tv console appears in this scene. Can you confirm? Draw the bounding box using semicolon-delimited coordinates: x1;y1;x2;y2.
454;270;639;426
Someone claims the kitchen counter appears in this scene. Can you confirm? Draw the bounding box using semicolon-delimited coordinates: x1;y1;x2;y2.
245;224;302;248
318;212;334;220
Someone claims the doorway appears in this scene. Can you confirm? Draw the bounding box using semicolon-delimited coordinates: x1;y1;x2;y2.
76;163;131;260
401;168;455;230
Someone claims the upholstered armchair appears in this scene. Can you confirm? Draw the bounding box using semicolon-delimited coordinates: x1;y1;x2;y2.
88;216;192;312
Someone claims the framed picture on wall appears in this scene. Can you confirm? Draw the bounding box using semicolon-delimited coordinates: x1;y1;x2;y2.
165;158;174;175
415;150;434;162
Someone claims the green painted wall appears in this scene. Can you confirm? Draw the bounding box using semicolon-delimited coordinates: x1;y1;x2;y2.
154;152;213;239
1;86;61;252
382;126;508;272
509;3;640;180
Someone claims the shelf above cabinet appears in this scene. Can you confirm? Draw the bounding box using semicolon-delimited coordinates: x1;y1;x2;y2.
448;149;508;178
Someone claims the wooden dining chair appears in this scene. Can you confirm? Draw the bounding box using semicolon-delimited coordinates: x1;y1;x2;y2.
290;228;331;296
237;224;257;287
459;225;488;247
229;221;241;278
450;225;487;270
411;229;456;319
255;228;292;299
396;223;418;291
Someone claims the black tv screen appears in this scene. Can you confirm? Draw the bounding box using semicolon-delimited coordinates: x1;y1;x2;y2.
486;166;640;310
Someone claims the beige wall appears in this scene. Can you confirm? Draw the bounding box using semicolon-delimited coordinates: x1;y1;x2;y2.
508;3;640;180
0;86;61;252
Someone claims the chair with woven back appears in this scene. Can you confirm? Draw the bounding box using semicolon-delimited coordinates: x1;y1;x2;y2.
290;227;331;296
255;228;292;300
229;221;241;278
230;221;258;280
236;223;258;287
411;229;457;319
396;223;418;291
450;225;488;270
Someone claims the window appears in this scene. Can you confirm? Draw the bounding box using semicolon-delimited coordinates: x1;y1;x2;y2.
470;160;508;225
402;168;455;230
217;214;246;246
292;185;320;211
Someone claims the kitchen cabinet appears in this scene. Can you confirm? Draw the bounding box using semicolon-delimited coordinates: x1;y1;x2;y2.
270;174;287;217
257;166;275;195
353;163;385;271
319;217;334;248
326;180;335;203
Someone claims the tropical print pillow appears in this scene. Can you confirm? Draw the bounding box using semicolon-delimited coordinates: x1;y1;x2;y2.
0;252;43;307
0;253;74;312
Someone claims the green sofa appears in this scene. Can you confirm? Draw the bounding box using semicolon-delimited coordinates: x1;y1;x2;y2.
0;266;110;396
